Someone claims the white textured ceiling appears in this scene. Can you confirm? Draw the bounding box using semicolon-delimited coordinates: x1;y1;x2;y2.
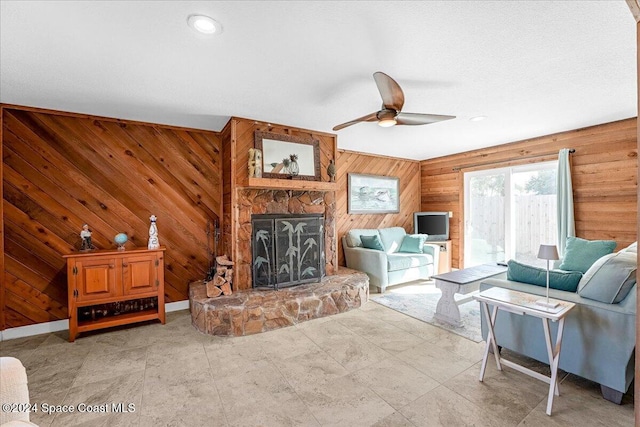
0;1;636;160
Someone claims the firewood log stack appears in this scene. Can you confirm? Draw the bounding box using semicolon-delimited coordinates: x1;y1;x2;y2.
205;255;234;297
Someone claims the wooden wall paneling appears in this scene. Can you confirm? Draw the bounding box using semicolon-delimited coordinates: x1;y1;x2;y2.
2;106;223;329
220;119;234;277
336;150;421;266
420;118;638;269
0;106;4;330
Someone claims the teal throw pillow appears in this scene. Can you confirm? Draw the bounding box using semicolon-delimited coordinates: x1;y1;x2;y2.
577;252;637;304
360;234;384;251
399;235;425;253
559;237;617;273
507;260;583;292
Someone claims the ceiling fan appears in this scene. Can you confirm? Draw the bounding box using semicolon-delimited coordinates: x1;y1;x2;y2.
332;72;455;131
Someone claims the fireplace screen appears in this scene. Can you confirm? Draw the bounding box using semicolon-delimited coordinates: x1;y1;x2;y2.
252;214;325;289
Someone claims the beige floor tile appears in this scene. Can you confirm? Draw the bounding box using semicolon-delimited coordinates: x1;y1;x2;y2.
2;305;634;426
371;411;416;427
400;385;509;427
395;341;477;384
52;371;144;426
271;347;350;390
517;374;635;426
295;375;396;427
254;326;324;361
349;357;439;410
301;320;393;372
72;345;149;386
204;336;270;380
443;359;550;425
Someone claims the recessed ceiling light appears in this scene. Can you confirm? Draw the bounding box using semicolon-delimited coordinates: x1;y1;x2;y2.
187;15;222;35
470;116;487;122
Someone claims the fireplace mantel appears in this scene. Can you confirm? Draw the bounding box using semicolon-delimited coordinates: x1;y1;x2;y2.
246;177;338;191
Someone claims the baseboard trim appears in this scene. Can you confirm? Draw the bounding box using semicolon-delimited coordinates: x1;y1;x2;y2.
0;300;190;341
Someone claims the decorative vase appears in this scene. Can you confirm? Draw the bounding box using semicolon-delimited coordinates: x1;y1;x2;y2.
148;215;160;249
114;233;128;251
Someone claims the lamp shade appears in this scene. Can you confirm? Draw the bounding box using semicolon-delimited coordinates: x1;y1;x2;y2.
537;244;559;261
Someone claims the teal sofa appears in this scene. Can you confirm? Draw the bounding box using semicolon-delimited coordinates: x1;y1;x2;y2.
479;242;637;404
342;227;440;293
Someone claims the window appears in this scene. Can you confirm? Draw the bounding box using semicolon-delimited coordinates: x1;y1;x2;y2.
463;161;558;267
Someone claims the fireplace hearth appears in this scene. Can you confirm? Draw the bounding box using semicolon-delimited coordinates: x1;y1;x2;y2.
251;213;325;289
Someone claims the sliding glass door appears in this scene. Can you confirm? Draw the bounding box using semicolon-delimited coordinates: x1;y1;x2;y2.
464;162;558;268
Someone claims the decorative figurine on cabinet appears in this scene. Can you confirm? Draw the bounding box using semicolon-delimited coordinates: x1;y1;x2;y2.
148;215;160;250
80;224;93;251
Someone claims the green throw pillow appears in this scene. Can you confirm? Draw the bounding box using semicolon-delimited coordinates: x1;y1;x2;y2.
559;237;617;273
399;235;425;253
360;234;384;251
507;260;583;292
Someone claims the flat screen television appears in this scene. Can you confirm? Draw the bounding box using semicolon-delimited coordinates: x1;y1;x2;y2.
414;212;449;241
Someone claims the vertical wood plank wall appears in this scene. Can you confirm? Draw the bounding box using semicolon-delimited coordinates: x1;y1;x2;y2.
420;118;638;269
1;106;223;329
336;150;421;266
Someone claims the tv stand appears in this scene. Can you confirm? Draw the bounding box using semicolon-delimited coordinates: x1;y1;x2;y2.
427;240;451;274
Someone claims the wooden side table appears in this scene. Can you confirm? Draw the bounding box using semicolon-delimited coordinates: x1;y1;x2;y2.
474;287;575;416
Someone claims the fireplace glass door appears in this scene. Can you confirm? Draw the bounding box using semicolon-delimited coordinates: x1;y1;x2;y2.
252;214;324;289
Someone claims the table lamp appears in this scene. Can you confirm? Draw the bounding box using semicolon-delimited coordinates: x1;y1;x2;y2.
536;244;560;308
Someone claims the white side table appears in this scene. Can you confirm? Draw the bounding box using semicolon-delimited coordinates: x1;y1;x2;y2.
474;287;575;416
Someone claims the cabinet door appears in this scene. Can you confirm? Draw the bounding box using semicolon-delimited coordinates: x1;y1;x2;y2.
122;254;158;296
75;257;119;302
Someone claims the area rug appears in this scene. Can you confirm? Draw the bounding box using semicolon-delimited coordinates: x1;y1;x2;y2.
371;281;483;342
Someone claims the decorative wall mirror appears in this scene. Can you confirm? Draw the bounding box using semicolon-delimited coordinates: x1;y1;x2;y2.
255;131;321;181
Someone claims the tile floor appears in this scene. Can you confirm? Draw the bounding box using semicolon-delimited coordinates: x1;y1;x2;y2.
0;301;634;427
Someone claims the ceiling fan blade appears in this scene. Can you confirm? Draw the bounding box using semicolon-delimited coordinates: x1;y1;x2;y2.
332;112;378;131
395;112;456;126
373;72;404;111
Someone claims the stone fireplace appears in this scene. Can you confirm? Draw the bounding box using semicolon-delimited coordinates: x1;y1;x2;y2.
234;189;337;290
251;213;325;289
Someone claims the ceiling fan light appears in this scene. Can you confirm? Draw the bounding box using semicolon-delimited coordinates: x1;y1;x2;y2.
378;118;397;127
188;15;222;35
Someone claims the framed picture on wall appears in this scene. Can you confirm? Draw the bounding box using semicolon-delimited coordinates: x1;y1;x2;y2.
348;173;400;214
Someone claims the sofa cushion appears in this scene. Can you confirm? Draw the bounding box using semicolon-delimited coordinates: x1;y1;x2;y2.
577;252;637;304
360;235;384;251
507;260;583;292
559;237;617;273
399;235;426;253
620;241;637;254
378;227;407;253
387;253;431;272
345;229;380;248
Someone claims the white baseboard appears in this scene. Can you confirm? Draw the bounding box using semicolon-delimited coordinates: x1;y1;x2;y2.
0;300;190;342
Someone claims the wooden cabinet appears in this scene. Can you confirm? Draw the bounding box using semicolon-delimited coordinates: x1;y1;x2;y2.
64;247;165;342
430;240;452;274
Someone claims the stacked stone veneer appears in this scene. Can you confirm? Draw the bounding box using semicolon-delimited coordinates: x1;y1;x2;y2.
189;269;369;336
235;189;337;290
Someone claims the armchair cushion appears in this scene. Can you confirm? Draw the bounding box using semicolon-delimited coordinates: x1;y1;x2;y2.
378;227;407;253
361;235;384;251
399;235;426;253
345;229;379;248
578;252;637;304
387;253;432;272
559;237;616;273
